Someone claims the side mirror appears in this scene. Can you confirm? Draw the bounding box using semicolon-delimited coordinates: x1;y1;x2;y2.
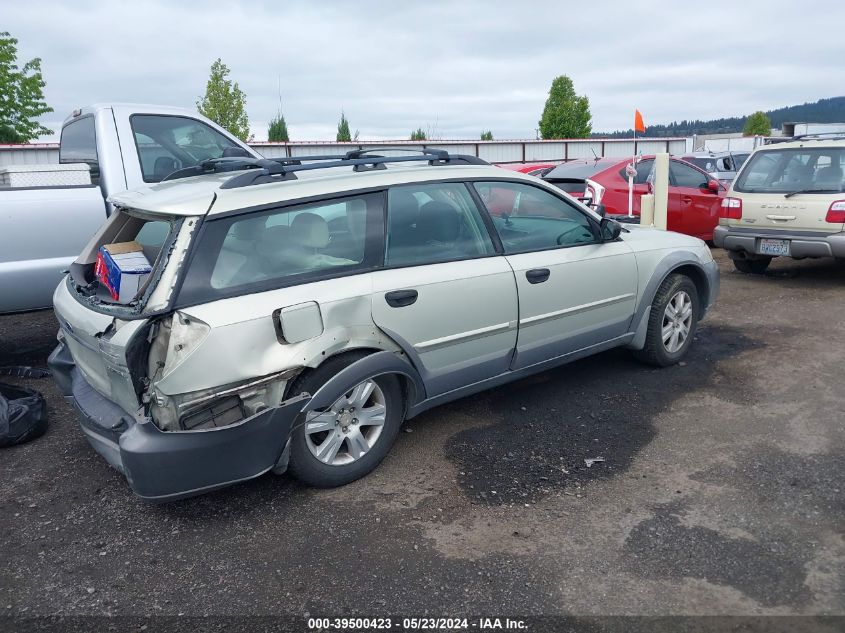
600;218;622;241
594;203;607;218
701;180;719;193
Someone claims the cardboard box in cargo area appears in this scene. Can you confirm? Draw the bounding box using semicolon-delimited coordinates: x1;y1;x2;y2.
94;241;152;304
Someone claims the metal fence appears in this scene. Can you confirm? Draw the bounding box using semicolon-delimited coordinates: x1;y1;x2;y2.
0;137;687;168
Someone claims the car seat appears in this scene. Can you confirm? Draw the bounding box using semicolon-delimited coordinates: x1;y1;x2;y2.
814;165;844;190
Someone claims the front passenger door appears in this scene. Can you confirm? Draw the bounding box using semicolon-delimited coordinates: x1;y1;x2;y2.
474;181;638;370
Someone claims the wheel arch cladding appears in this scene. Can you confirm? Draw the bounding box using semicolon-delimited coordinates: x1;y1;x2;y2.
670;263;709;315
297;350;426;412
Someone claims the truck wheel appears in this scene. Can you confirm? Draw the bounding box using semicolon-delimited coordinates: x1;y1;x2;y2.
287;353;404;488
733;257;771;274
634;274;700;367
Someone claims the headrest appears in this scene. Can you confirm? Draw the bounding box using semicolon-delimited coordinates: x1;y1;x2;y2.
417;202;461;244
291;212;330;248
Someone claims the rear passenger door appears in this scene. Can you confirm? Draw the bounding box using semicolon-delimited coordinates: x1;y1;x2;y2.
474;181;638;370
370;183;518;397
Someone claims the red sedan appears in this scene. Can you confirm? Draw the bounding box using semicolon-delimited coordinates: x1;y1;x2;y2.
543;156;726;241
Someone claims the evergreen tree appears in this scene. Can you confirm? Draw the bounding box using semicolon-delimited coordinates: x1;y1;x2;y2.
538;75;592;139
196;58;249;141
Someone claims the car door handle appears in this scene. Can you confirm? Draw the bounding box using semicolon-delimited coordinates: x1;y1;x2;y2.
682;196;693;204
385;289;418;308
525;268;551;284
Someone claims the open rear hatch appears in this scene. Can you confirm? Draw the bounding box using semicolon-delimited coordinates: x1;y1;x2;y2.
53;207;198;415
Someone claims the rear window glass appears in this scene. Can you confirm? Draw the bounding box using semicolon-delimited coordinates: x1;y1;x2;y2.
130;115;243;183
178;193;384;304
544;160;612;179
734;148;845;194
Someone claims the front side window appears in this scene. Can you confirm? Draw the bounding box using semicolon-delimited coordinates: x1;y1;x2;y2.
671;161;709;188
734;148;845;193
474;181;597;253
130;115;243;182
178;193;382;304
385;183;495;267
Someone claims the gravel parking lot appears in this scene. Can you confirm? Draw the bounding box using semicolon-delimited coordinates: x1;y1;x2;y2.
1;248;843;623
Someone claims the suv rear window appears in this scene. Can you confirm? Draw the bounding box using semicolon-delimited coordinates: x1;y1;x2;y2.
734;148;845;194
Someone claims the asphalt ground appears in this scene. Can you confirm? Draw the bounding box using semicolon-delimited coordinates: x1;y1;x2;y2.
0;248;843;628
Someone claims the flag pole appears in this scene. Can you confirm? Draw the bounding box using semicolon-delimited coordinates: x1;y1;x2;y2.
628;116;635;217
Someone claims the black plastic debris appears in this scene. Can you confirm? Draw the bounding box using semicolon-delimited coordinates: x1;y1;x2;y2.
0;366;50;448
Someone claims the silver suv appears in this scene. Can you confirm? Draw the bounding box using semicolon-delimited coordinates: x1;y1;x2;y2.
48;150;719;501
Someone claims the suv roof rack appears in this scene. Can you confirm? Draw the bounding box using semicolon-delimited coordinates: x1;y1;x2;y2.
161;149;489;188
785;132;845;142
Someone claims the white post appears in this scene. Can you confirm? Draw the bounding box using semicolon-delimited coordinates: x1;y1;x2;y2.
653;152;670;230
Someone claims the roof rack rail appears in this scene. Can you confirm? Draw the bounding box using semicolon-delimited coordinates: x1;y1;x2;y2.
791;132;845;141
216;150;488;190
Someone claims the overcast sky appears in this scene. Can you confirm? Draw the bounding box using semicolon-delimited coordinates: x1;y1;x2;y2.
6;0;844;142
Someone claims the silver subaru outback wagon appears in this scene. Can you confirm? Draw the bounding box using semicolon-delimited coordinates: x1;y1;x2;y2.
48;150;719;501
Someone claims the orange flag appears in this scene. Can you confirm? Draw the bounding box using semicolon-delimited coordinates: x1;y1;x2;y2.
634;110;646;133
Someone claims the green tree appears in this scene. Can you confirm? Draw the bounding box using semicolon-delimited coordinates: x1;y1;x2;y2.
337;111;351;142
538;75;591;139
268;111;289;142
480;130;493;140
0;32;53;143
196;58;249;141
410;127;427;141
743;111;771;136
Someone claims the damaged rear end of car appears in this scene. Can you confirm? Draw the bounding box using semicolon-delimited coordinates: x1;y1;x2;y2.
48;191;309;502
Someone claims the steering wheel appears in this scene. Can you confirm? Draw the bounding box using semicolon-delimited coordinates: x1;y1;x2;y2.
555;225;590;245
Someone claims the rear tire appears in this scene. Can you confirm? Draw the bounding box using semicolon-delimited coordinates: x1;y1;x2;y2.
733;257;771;274
287;353;404;488
634;274;700;367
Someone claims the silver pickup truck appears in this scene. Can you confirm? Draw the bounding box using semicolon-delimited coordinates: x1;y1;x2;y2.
0;104;257;313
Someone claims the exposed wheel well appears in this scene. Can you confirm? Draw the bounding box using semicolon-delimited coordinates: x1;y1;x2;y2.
670;264;709;317
286;347;421;413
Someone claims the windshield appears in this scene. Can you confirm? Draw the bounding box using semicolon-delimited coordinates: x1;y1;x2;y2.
734;147;845;194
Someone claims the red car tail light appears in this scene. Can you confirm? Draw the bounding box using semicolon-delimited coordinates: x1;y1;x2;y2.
719;197;742;219
825;200;845;223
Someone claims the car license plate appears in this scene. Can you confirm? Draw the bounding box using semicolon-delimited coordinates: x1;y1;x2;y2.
758;238;790;256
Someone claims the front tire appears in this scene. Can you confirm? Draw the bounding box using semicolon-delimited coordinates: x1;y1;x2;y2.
634;274;700;367
733;257;771;274
287;353;404;488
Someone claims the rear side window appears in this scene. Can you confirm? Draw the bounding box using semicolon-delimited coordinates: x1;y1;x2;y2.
130;115;243;183
385;183;495;267
178;193;384;304
734;148;845;193
619;159;654;184
60;116;99;182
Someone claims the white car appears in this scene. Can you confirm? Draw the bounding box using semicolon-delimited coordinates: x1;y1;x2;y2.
49;150;719;501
